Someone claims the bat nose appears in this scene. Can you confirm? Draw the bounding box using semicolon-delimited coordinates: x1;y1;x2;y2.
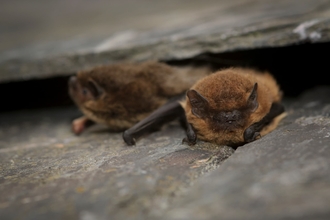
225;113;236;122
69;76;77;89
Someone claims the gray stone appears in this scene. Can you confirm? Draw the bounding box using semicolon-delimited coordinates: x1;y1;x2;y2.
0;107;234;220
0;86;330;219
1;0;330;83
158;86;330;220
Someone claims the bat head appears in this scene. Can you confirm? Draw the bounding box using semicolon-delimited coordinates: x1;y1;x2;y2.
68;69;131;129
187;82;258;129
185;75;260;146
68;75;104;106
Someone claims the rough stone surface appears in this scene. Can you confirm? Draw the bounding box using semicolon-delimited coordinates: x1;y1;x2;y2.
1;0;330;82
159;86;330;220
1;87;330;219
0;107;234;220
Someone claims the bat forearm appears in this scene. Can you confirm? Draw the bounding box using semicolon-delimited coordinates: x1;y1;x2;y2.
123;94;186;146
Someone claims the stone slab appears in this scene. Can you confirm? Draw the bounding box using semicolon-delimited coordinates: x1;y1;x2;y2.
0;107;234;220
0;87;330;219
159;86;330;220
1;0;330;83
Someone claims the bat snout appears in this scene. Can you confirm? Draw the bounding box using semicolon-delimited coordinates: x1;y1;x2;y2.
224;113;236;122
224;110;241;124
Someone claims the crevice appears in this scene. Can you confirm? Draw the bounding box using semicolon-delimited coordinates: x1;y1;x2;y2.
166;41;330;97
1;42;329;113
0;75;74;112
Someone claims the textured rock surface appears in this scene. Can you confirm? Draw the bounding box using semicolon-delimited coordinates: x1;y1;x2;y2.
0;87;330;220
0;107;234;220
159;86;330;220
1;0;330;82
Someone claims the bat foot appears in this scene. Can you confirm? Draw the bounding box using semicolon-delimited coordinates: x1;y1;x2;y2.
72;116;91;135
72;122;84;135
123;130;136;146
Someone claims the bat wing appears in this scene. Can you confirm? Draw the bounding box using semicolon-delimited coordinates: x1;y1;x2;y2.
123;94;186;146
244;102;285;142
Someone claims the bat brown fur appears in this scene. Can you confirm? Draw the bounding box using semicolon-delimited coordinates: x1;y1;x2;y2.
123;67;285;147
181;67;285;146
68;61;211;134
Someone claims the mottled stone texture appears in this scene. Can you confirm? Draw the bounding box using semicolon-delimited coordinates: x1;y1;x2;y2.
0;107;234;220
0;87;330;220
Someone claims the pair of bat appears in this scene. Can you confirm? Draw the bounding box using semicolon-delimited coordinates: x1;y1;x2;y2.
69;61;285;147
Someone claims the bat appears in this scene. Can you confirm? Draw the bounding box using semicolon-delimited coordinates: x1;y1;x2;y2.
123;67;286;147
68;61;211;134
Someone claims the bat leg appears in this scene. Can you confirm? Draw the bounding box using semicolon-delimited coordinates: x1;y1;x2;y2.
123;94;186;146
244;102;285;142
182;122;197;146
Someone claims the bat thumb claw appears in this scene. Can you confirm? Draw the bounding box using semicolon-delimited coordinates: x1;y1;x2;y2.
123;130;136;146
182;137;196;146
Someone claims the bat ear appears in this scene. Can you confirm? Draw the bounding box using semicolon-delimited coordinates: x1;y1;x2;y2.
88;79;104;99
187;89;209;118
247;83;258;112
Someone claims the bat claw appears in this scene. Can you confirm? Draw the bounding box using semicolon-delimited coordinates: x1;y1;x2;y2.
182;137;196;146
123;130;136;146
254;132;261;140
181;123;197;146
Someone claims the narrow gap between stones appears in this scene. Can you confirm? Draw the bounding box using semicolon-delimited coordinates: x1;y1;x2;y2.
0;42;329;113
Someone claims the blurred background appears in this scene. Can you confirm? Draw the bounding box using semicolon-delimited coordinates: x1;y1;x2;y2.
2;0;324;62
1;0;230;61
1;0;330;111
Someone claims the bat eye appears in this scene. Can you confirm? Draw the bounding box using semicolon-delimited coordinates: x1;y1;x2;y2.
82;88;89;95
